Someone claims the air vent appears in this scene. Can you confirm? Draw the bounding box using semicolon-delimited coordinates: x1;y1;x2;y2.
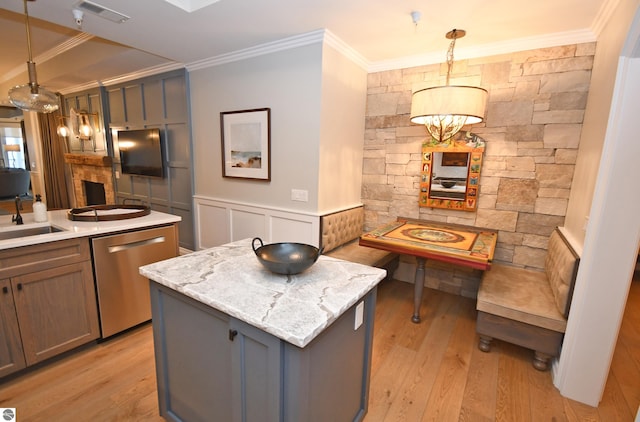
73;0;130;23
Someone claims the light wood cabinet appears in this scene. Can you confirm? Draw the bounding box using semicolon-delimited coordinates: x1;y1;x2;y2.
0;238;99;378
0;278;26;378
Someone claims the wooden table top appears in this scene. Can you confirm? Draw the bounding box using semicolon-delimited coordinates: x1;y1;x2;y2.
359;217;498;270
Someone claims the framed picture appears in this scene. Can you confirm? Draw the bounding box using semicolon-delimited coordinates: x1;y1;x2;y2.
221;108;271;180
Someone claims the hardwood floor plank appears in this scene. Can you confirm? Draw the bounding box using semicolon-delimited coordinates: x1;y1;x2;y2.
495;342;533;422
0;277;637;421
596;370;635;422
365;343;416;421
459;333;500;422
374;289;461;422
419;297;477;422
528;360;569;422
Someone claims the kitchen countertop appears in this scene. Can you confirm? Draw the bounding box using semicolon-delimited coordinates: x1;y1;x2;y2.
0;208;181;251
140;238;387;348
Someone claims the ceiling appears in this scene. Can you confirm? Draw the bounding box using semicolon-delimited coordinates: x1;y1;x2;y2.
0;0;610;108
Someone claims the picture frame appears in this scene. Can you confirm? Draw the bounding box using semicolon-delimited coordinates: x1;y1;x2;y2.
220;108;271;180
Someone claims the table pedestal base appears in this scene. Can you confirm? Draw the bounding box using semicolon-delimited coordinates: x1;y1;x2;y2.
412;257;426;323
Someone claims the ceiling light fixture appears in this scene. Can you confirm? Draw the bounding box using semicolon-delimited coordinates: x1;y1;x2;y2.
410;29;488;143
8;0;60;114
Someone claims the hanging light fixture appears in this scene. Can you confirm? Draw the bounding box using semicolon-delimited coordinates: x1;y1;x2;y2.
56;109;99;140
410;29;487;143
8;0;60;114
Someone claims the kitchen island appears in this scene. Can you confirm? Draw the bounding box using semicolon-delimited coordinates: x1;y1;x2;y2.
140;239;387;422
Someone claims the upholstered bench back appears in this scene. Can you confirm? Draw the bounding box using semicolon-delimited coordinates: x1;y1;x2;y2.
545;229;580;317
320;206;364;254
319;206;398;274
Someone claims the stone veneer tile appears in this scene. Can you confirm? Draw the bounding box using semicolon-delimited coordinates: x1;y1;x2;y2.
550;92;589;110
506;157;536;171
516;213;564;235
523;56;594;75
539;70;591;93
506;125;544;142
544;124;582;149
533;110;585;124
535;197;568;216
555;149;578;164
475;209;518;231
536;164;575;188
513;245;546;269
486;101;534;127
497;179;539;206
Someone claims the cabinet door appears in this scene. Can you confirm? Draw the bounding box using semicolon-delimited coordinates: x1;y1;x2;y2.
230;318;282;422
150;283;234;422
0;279;26;377
12;261;99;365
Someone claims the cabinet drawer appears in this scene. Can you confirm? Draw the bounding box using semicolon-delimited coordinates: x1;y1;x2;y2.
0;238;90;279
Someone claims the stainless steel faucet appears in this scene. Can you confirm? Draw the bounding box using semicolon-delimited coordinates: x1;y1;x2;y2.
12;195;23;225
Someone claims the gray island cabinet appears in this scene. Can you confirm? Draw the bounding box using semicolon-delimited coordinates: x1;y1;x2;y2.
140;238;387;422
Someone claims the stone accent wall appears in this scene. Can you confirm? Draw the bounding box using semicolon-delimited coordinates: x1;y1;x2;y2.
363;43;595;296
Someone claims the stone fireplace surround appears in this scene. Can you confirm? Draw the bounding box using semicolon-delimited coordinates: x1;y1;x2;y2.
64;153;115;207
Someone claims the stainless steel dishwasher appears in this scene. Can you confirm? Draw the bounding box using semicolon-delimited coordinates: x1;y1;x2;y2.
92;225;178;338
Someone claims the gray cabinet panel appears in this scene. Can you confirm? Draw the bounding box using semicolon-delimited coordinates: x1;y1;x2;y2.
124;85;144;122
167;123;190;163
144;79;164;122
164;75;188;121
151;284;233;422
230;318;282;422
107;88;125;124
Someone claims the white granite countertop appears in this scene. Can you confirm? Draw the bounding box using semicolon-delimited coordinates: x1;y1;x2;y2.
0;209;181;250
140;238;387;348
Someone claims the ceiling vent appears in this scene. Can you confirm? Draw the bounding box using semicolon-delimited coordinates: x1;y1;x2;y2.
73;1;130;23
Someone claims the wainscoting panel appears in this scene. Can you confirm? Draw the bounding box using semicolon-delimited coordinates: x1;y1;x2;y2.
194;196;320;250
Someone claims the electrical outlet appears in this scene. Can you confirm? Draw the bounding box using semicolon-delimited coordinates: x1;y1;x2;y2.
291;189;308;202
354;301;364;330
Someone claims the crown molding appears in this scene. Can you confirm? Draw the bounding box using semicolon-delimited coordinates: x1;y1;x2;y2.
591;0;621;36
57;61;185;95
367;28;598;73
186;30;326;71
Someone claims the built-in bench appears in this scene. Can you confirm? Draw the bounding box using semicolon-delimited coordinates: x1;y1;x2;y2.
320;206;398;279
475;227;580;370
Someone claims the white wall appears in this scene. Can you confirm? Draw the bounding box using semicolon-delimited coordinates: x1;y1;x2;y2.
564;0;640;244
317;43;367;213
190;43;323;212
189;34;368;247
555;0;640;406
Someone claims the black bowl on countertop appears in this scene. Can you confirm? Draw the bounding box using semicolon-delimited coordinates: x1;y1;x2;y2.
440;180;457;188
252;237;323;275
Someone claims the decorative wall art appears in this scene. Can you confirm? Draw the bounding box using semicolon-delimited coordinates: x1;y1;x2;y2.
419;131;485;211
221;108;271;180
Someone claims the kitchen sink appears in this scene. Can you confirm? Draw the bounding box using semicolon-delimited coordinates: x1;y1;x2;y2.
0;225;65;241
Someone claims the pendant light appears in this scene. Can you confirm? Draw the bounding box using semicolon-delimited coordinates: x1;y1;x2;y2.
410;29;487;143
8;0;60;114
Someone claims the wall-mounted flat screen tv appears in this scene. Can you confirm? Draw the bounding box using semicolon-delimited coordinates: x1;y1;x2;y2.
117;128;164;178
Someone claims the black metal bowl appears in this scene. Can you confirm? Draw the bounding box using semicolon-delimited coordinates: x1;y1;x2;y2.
252;237;323;275
440;180;457;188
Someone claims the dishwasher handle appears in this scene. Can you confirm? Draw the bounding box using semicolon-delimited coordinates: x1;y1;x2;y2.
107;236;166;253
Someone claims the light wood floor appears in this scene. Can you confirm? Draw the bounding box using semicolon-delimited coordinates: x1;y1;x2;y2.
1;275;638;421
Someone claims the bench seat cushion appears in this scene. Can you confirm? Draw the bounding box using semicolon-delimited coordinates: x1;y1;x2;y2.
325;239;397;268
477;264;567;333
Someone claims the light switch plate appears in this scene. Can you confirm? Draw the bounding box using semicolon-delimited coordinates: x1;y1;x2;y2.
291;189;308;202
